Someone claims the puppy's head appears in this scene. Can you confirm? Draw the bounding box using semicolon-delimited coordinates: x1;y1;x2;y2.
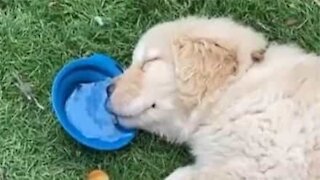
107;17;267;141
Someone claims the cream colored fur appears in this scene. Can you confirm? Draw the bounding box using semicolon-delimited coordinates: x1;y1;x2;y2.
108;16;320;180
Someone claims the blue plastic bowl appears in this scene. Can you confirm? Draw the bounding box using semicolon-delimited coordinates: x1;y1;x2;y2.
51;53;136;151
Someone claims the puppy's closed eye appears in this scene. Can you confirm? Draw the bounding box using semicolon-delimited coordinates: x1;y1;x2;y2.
141;57;160;72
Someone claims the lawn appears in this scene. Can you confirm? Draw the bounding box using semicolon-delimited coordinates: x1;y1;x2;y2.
0;0;319;179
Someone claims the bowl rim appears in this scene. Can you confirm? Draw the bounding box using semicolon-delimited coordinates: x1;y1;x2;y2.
51;53;136;151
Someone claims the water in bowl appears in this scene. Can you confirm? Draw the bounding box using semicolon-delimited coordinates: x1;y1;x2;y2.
65;78;131;142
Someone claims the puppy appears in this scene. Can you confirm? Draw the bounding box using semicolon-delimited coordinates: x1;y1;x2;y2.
107;16;320;180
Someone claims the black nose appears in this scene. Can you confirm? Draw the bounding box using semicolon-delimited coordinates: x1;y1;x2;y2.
106;83;116;96
105;99;113;113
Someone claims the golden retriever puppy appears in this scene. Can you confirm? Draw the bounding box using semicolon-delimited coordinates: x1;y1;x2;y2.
107;16;320;180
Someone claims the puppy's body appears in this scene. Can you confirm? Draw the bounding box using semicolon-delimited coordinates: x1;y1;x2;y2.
187;44;320;180
108;17;320;179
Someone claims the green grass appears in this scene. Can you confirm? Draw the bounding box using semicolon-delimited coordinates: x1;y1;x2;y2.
0;0;319;179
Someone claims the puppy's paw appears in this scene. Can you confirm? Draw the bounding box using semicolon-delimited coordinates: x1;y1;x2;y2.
165;166;195;180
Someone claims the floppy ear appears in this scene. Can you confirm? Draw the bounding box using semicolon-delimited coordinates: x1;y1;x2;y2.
173;37;238;110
